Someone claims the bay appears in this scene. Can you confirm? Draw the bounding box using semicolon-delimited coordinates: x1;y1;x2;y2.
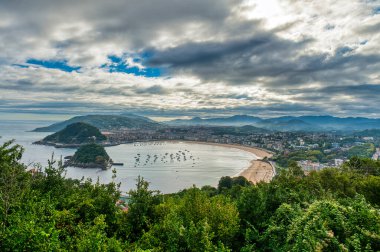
0;119;256;193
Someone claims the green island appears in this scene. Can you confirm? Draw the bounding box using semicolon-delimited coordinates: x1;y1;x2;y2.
64;143;112;170
1;140;380;251
34;122;107;147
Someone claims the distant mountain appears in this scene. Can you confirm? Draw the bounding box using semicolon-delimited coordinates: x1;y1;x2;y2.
38;122;106;145
293;116;378;130
354;129;380;137
32;114;380;132
120;113;157;123
239;125;269;133
264;116;380;131
256;119;319;132
166;115;380;131
33;114;161;132
166;115;263;126
209;125;270;135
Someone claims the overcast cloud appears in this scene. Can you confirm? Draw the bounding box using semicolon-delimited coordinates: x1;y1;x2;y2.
0;0;379;118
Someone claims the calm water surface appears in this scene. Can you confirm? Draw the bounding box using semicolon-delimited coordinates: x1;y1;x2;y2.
0;119;256;193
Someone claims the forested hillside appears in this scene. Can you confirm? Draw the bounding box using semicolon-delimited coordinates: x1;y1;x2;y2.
1;140;380;251
41;122;106;144
33;114;161;132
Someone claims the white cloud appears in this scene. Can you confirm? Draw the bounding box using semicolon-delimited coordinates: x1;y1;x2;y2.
0;0;379;118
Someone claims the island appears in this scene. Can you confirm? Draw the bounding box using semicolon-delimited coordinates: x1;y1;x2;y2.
34;122;107;147
64;143;112;170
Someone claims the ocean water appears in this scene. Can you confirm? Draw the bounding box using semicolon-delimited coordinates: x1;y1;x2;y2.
0;119;256;193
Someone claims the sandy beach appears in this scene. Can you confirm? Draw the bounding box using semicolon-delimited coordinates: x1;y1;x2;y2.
239;160;274;184
164;140;275;184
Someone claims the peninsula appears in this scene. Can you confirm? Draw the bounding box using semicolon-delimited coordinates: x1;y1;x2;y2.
34;122;107;147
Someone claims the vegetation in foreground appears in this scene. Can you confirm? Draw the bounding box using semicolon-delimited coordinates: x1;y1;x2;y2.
1;140;380;251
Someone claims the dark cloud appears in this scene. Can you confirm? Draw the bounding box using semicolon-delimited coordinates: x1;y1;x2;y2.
147;34;312;84
288;84;380;104
357;21;380;35
147;38;380;88
147;35;270;67
315;84;380;97
135;85;170;95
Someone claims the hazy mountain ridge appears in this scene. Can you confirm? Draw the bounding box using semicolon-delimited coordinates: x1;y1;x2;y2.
207;125;270;135
33;114;161;132
256;119;320;132
355;129;380;137
32;114;380;133
168;115;263;126
165;115;380;131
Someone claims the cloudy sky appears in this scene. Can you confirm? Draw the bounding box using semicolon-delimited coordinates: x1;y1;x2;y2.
0;0;379;119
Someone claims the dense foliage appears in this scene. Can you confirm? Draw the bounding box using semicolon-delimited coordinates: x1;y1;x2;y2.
346;143;375;158
72;143;110;164
355;129;380;137
43;122;106;144
275;143;375;167
1;140;380;251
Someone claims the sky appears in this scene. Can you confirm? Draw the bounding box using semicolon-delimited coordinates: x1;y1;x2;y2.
0;0;379;120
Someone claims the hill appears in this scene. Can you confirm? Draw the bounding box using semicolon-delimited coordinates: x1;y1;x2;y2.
32;114;161;132
354;129;380;137
65;143;111;169
166;115;263;126
39;122;106;145
256;119;320;132
261;115;380;131
209;125;270;135
166;115;380;131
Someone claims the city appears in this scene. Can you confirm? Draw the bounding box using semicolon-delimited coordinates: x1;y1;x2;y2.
103;126;380;171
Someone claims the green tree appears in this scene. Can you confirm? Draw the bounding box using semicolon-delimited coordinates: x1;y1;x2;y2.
139;188;239;251
218;176;233;191
286;197;380;251
0;140;28;232
125;176;160;242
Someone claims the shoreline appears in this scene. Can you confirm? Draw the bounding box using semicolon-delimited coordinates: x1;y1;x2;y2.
163;140;273;158
162;140;275;184
35;138;275;184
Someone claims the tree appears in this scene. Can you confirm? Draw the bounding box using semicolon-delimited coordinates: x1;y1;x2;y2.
218;176;233;191
286;197;380;251
125;176;160;242
0;140;28;232
138;188;239;251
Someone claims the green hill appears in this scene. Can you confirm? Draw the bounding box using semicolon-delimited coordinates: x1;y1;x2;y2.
41;122;106;144
71;143;110;166
355;129;380;137
33;114;161;132
209;125;270;136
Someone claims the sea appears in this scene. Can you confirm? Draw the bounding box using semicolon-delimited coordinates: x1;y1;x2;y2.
0;117;257;193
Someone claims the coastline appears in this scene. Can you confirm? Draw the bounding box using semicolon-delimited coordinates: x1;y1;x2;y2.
162;140;275;184
162;140;273;158
34;138;275;184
